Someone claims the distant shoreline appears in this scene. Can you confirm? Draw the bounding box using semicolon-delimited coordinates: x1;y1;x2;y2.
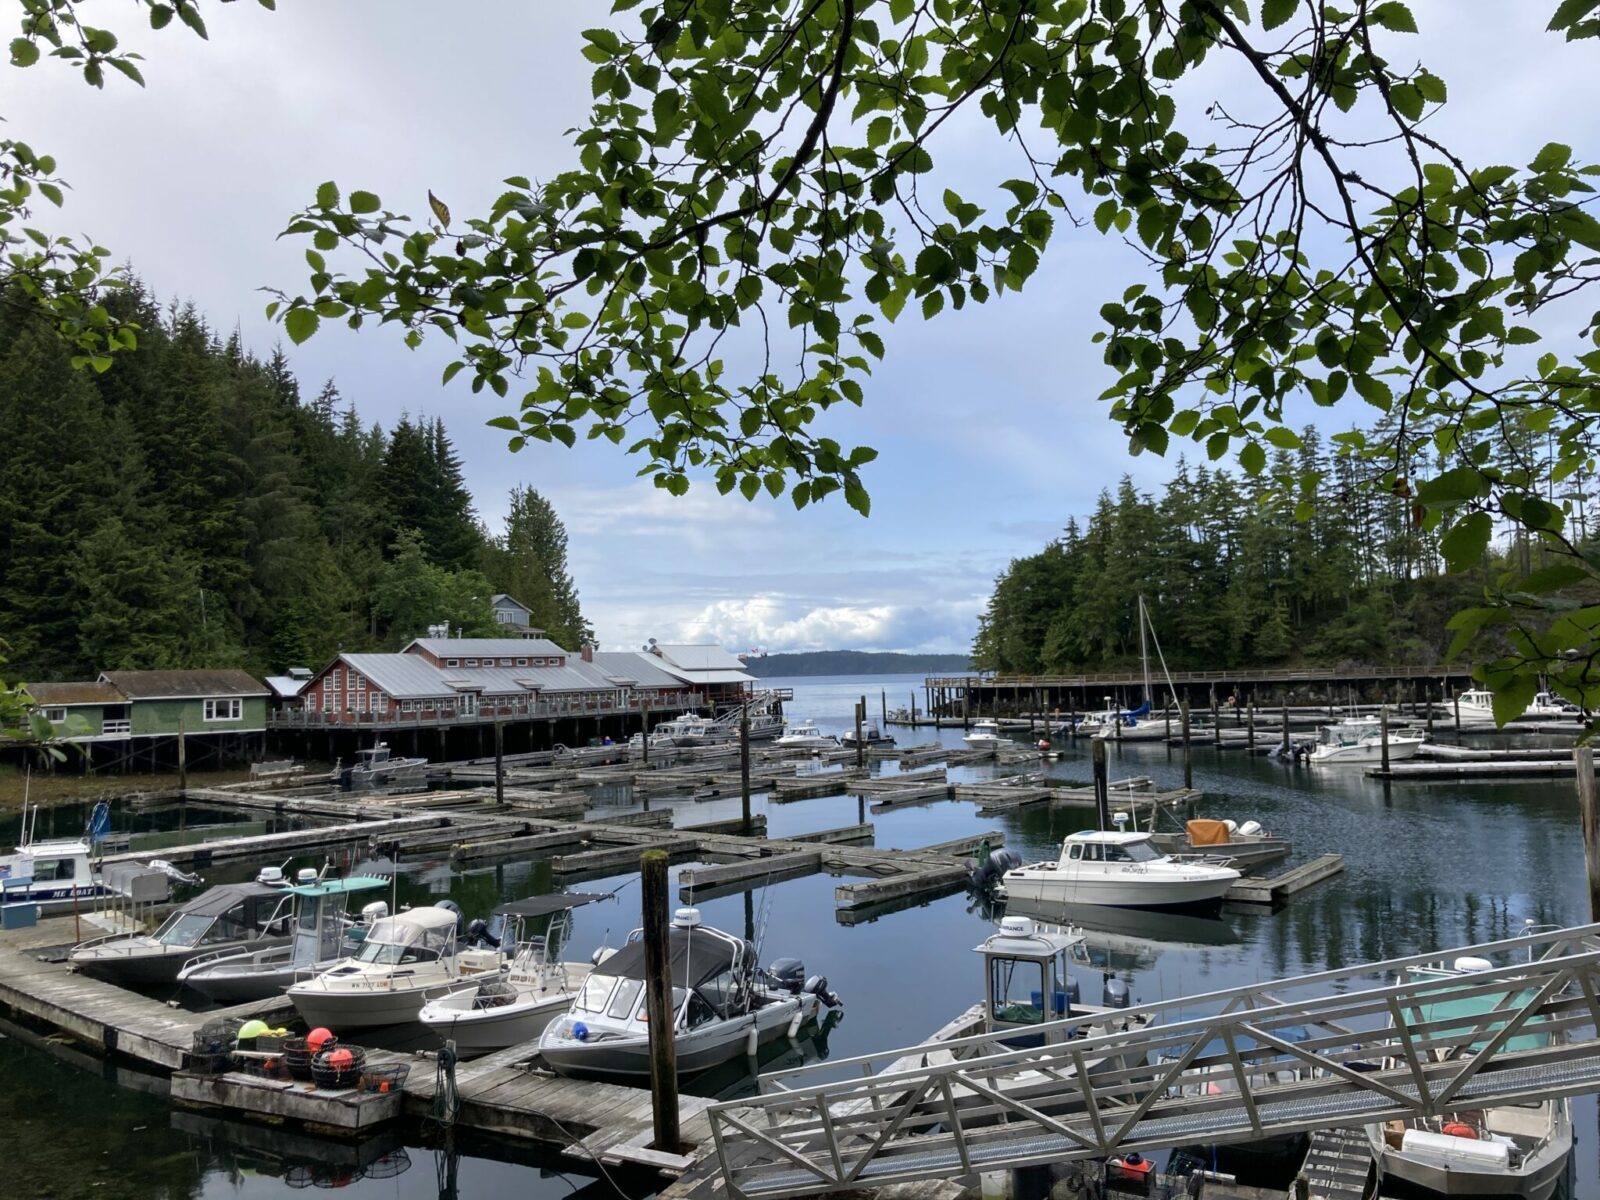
741;651;971;678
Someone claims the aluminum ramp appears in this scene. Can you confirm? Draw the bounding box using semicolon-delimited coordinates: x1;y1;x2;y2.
709;923;1600;1198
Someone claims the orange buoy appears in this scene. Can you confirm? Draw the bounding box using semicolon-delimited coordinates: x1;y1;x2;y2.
327;1047;355;1071
1441;1122;1479;1140
306;1027;335;1052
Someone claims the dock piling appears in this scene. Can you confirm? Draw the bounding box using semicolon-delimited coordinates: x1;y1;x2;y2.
1092;738;1110;831
641;851;681;1153
1578;745;1600;922
855;697;866;770
1180;701;1193;789
494;721;504;805
1281;700;1290;753
1381;706;1390;773
740;704;752;837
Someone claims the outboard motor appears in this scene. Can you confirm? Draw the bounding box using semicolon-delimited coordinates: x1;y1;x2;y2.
767;957;806;994
465;918;500;949
1103;978;1131;1009
1238;820;1263;837
803;974;842;1009
433;899;464;933
359;900;389;924
968;848;1021;892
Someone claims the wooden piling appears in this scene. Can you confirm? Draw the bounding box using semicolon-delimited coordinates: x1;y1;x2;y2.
1210;688;1221;746
1180;701;1193;790
1380;706;1391;774
1247;702;1256;748
640;851;680;1152
1453;692;1460;733
881;690;887;727
740;705;752;837
855;697;866;770
1092;737;1110;832
1577;746;1600;922
1281;701;1290;752
494;720;505;805
642;698;651;766
177;718;188;793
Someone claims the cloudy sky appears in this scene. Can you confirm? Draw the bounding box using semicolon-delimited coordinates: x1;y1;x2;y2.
12;3;1594;653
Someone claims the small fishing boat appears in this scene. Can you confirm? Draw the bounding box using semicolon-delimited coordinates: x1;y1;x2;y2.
1366;958;1573;1200
537;907;841;1083
286;904;503;1031
653;713;735;747
1001;828;1240;913
418;892;610;1055
70;881;294;987
177;874;392;1003
841;722;895;750
1306;715;1424;764
1149;818;1291;872
963;719;1008;750
774;721;838;749
341;743;428;791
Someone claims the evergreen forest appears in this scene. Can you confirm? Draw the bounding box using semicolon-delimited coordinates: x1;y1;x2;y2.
972;434;1519;675
0;285;588;683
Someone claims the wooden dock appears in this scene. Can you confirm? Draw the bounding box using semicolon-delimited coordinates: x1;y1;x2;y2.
1225;854;1345;905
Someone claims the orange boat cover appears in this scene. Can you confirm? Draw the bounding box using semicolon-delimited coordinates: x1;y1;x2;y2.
1186;819;1231;845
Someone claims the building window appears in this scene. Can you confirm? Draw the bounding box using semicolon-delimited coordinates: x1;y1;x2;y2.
402;700;415;712
515;658;527;667
423;699;435;711
499;657;512;666
203;698;242;722
355;675;366;691
446;659;459;668
465;659;478;667
43;707;67;723
376;694;389;713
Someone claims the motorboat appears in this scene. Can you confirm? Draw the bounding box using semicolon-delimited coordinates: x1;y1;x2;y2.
1002;829;1240;913
841;722;895;750
1306;715;1424;764
774;721;839;749
286;903;503;1030
1149;818;1291;873
963;719;1008;750
70;882;294;987
341;743;428;791
537;906;842;1083
653;713;735;747
741;709;785;741
1455;689;1498;722
1366;959;1573;1200
0;795;121;914
177;874;392;1003
1454;688;1581;725
1526;691;1583;720
418;892;610;1056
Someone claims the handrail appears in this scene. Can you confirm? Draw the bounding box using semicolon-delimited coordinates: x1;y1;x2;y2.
924;663;1473;688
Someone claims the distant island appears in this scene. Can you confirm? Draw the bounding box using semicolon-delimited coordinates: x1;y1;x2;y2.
741;651;971;678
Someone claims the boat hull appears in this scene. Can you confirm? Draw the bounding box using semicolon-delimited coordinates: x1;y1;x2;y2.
1375;1144;1567;1200
73;935;288;988
419;991;573;1054
1309;738;1423;764
287;979;447;1030
540;996;815;1082
1001;872;1236;913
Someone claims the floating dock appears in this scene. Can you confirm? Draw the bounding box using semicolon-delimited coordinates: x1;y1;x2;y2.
1225;854;1345;905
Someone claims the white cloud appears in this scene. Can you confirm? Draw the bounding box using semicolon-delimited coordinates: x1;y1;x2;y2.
673;595;985;655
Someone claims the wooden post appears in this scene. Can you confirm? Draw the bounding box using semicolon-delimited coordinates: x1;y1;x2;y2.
1281;700;1290;753
1092;737;1110;832
177;717;188;794
881;689;887;727
1427;684;1435;735
911;692;918;724
1380;705;1391;774
1210;688;1221;747
641;697;650;765
856;697;866;770
1247;702;1256;748
1576;745;1600;922
1453;691;1461;733
740;703;752;837
962;687;971;731
1180;701;1193;790
494;720;504;805
640;851;680;1152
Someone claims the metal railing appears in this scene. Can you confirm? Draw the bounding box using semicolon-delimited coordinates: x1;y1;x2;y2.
101;719;131;735
926;664;1474;689
709;923;1600;1198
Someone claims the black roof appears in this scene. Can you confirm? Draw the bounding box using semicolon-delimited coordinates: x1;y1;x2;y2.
182;882;286;917
493;892;613;919
600;923;744;989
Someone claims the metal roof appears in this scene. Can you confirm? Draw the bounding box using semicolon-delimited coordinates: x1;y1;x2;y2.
591;652;688;690
338;654;623;699
651;644;748;672
286;874;392;898
97;669;268;699
264;675;308;699
24;681;123;706
406;637;570;660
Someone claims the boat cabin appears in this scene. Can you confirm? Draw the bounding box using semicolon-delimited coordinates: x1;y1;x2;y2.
0;837;100;902
152;883;293;950
349;906;461;967
1058;829;1164;867
284;875;391;964
975;916;1085;1046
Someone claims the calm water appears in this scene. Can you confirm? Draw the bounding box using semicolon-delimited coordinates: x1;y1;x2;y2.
6;672;1599;1196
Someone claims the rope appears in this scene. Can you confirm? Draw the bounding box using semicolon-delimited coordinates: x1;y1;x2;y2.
429;1044;461;1126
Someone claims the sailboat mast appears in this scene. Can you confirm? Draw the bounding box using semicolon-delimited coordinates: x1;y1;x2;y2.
1138;595;1151;706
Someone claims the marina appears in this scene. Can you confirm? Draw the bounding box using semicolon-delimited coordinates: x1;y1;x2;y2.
0;671;1598;1200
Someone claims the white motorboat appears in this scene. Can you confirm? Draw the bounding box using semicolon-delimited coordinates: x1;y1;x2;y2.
1002;829;1240;913
286;904;502;1031
537;907;841;1083
1455;688;1582;724
774;721;838;749
841;721;895;749
1367;959;1573;1200
341;743;428;791
1306;715;1424;764
963;719;1008;750
71;881;294;987
1526;691;1583;720
177;873;392;1003
418;892;610;1056
653;712;735;747
1455;689;1498;722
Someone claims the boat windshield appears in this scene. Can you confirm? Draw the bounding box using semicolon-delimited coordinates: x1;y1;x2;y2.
355;937;440;965
575;973;621;1014
156;913;225;948
1104;839;1161;864
990;957;1046;1025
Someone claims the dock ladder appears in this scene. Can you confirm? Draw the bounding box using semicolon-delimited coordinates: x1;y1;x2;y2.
1299;1127;1372;1200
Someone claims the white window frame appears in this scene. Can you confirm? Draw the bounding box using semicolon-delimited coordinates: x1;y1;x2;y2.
355;675;366;691
465;659;478;667
43;706;67;723
376;693;389;713
402;700;415;713
203;698;242;722
446;659;459;668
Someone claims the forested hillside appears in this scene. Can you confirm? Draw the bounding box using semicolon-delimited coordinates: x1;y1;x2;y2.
973;434;1512;675
0;284;587;682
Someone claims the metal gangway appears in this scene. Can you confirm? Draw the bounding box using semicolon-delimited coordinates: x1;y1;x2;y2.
707;923;1600;1197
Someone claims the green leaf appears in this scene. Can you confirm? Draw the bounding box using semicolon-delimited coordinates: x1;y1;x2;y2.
284;308;320;345
349;190;381;214
1550;0;1600;32
1416;466;1484;506
1238;441;1266;475
1439;511;1492;570
1261;0;1296;30
1533;142;1573;172
1492;676;1539;727
9;38;38;67
1519;563;1590;594
316;180;340;209
1370;2;1418;32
